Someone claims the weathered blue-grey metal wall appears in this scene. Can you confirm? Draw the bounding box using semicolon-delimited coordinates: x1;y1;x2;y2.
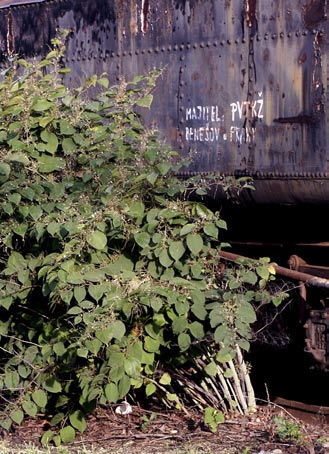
0;0;328;204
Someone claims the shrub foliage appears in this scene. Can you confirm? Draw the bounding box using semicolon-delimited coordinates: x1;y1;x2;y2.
0;37;287;444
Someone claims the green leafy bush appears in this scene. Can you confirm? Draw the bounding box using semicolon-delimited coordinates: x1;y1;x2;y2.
0;35;287;444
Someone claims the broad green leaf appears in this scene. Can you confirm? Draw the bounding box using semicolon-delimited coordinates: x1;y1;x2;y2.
177;332;190;351
39;116;53;128
180;223;196;236
237;303;257;323
135;94;153;108
32;389;47;408
241;270;258;285
89;284;106;302
127;201;145;218
41;430;54;446
74;286;86;303
69;410;86;433
134;232;150;248
145;383;156;396
118;374;131;399
204;361;218;376
60;119;76;135
0;418;12;431
186;233;203;255
144;336;160;353
191;302;207;321
62;137;76;153
159;372;171;385
203;223;218;239
60;426;76;443
172;316;188;335
256;265;270;280
41;130;58;154
87;231;107;250
77;348;88;358
7;152;29;165
18;365;30;378
11;409;24;425
8;252;26;272
32;99;55;112
112;320;126;340
105;382;119;403
169;241;185;261
0;163;10;183
30;205;43;221
38;155;64;173
53;342;66;356
85;338;102;355
67;272;84;285
159;249;173;268
4;371;19;389
189;321;204;339
22;400;38;417
95;328;113;345
124;357;140;378
214;325;232;345
43;377;62;393
7;192;21;205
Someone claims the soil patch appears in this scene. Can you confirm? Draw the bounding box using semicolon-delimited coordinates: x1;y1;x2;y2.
2;404;329;453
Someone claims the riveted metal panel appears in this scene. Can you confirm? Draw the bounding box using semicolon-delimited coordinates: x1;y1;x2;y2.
0;0;328;204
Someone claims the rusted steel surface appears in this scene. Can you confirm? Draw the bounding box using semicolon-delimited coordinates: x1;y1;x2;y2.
0;0;328;204
0;0;45;7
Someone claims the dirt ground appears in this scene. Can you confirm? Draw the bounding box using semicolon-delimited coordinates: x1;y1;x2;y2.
2;403;329;454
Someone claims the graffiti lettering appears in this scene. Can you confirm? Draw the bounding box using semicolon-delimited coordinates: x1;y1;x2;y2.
230;99;264;122
185;126;227;142
230;126;256;144
185;105;224;123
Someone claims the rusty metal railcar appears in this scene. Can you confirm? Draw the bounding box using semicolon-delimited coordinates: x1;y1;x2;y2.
0;0;328;369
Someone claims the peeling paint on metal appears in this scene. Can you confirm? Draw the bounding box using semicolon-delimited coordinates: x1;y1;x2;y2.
303;0;326;28
141;0;149;33
245;0;256;28
6;9;13;55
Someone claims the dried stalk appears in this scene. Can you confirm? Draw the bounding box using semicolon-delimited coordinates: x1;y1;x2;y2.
235;343;256;413
228;359;248;413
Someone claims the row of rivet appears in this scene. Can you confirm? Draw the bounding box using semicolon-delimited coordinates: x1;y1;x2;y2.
176;171;329;178
251;171;329;178
75;29;317;60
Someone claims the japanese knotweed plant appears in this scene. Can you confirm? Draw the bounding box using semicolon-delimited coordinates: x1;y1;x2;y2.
0;35;287;444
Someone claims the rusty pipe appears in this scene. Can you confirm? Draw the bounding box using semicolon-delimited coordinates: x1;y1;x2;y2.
219;250;329;289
